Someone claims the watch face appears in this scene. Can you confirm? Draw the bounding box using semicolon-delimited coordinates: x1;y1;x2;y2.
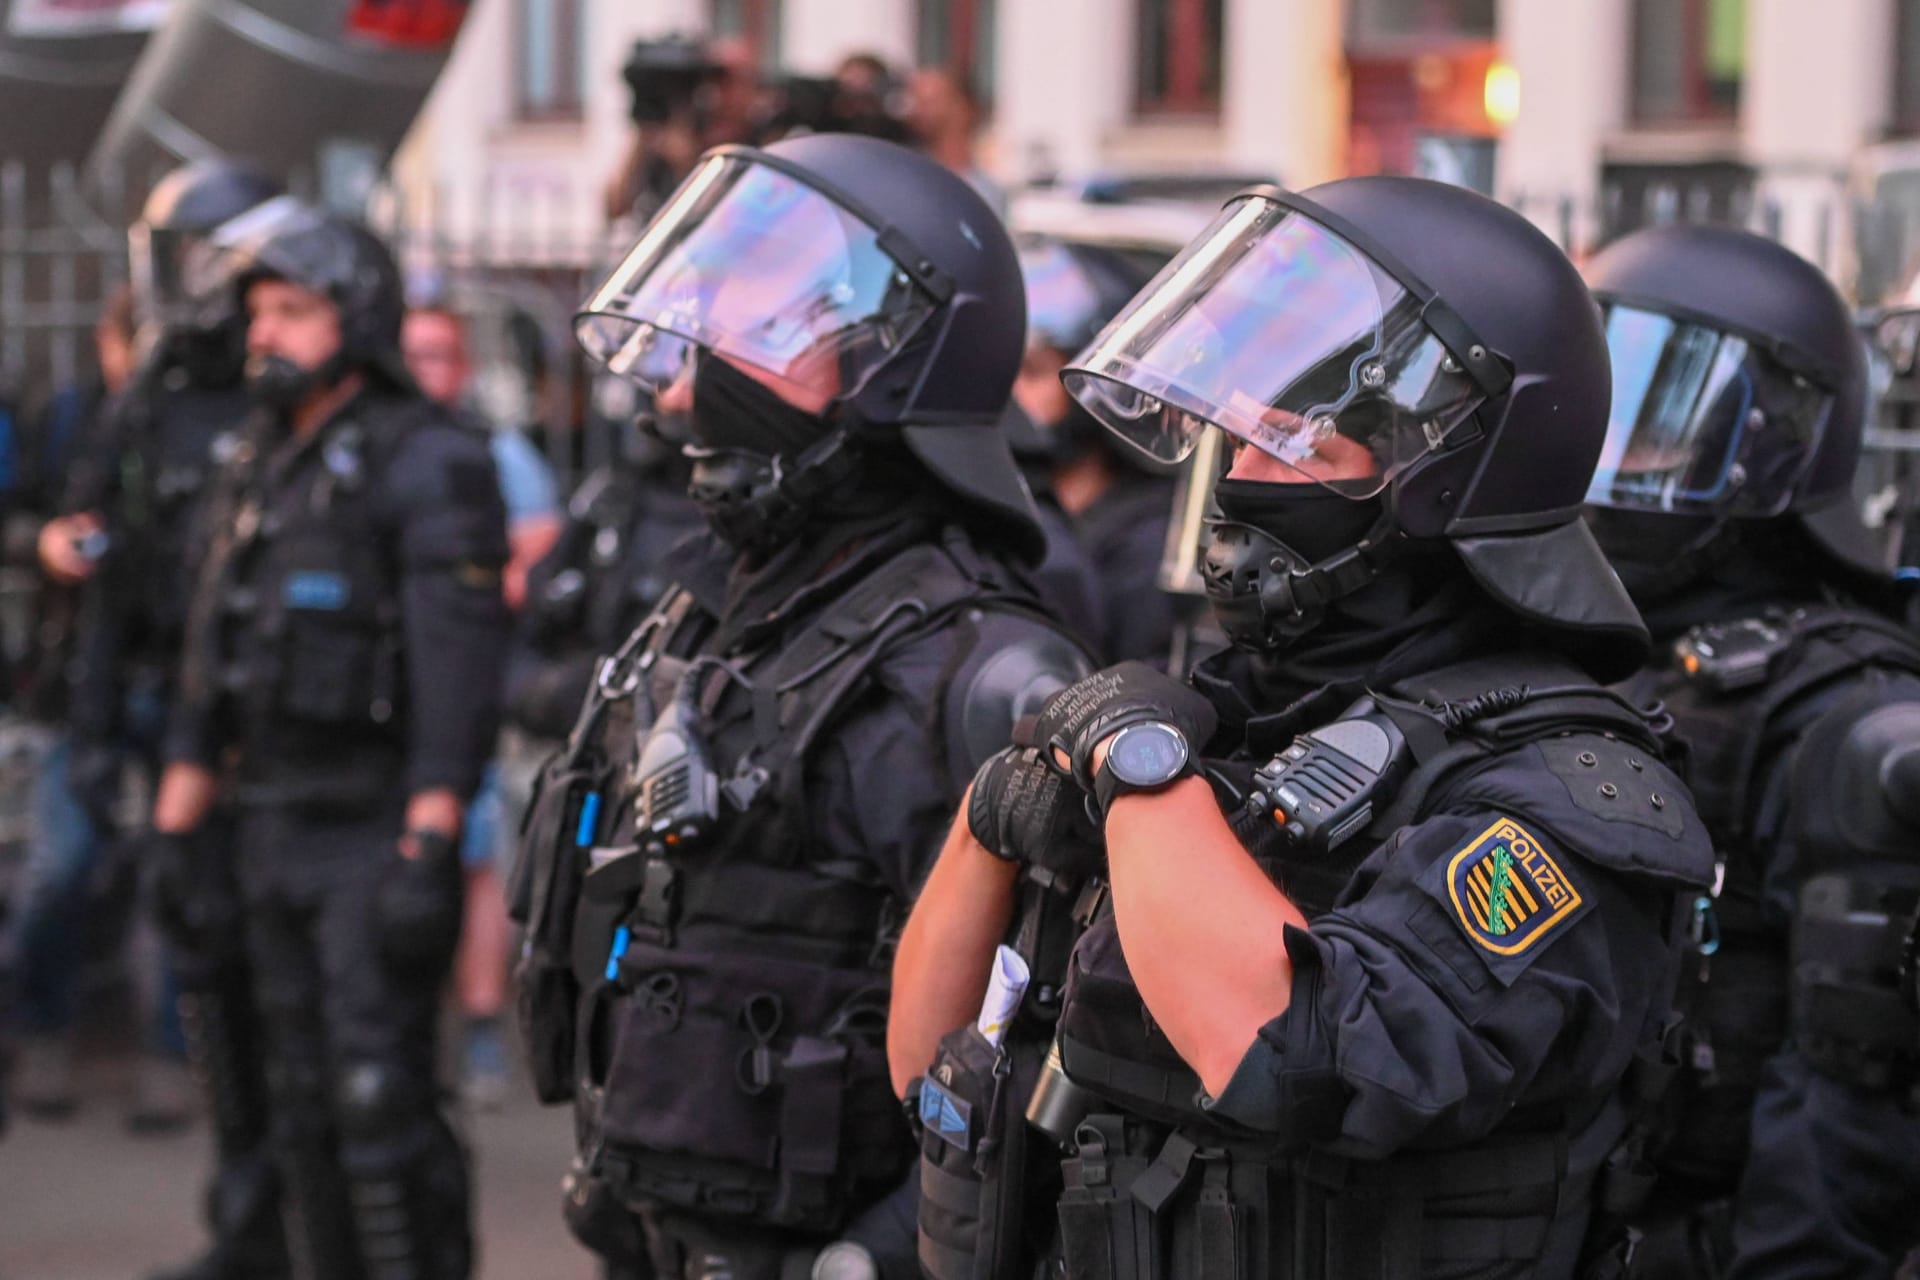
1108;722;1189;787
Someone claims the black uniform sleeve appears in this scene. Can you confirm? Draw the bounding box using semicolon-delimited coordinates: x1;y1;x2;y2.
383;412;511;799
1206;744;1710;1157
807;609;1089;902
56;388;131;516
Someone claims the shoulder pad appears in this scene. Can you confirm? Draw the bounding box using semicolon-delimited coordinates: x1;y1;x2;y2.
946;610;1094;775
1444;732;1714;890
1791;687;1920;871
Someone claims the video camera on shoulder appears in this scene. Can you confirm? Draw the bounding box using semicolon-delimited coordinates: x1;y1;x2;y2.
622;35;727;126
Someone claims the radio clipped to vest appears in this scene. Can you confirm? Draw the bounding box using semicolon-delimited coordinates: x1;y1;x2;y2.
1248;698;1416;854
631;664;724;861
1673;617;1794;695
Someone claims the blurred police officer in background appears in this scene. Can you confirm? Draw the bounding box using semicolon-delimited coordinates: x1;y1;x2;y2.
1011;235;1179;666
1582;225;1920;1277
891;176;1716;1278
15;158;292;1280
511;134;1089;1279
151;196;509;1279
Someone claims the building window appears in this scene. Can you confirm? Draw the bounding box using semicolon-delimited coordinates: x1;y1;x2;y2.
916;0;997;105
1895;0;1920;134
515;0;586;120
1632;0;1745;125
1135;0;1224;117
711;0;784;72
1347;0;1495;52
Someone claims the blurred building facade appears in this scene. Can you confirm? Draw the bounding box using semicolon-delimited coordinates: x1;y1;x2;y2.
393;0;1920;297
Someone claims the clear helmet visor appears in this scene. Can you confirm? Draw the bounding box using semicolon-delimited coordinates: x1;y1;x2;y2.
574;154;939;406
128;223;230;330
1586;303;1834;517
1020;239;1107;352
1061;197;1488;499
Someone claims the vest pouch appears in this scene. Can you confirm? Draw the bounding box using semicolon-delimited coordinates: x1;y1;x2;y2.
1056;914;1207;1126
594;938;907;1232
510;754;612;1104
275;618;386;725
915;1023;1048;1280
1056;1114;1166;1280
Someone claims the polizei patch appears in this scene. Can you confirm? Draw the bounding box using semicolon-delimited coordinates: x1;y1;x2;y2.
1445;817;1584;957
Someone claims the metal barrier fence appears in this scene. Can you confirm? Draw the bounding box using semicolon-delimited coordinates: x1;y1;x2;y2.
6;157;1920;493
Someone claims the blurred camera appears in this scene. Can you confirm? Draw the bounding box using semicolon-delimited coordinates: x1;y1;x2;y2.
622;36;727;127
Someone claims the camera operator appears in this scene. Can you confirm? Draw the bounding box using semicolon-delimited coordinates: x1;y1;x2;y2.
602;36;759;225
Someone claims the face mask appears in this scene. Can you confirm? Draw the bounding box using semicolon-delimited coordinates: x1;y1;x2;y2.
1202;479;1388;652
689;351;828;455
244;352;322;414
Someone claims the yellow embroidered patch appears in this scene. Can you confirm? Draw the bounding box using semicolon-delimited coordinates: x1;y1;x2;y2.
1445;816;1584;956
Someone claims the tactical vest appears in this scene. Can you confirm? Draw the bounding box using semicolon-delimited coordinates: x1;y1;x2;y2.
189;408;410;807
913;655;1688;1280
1622;604;1920;1198
122;380;246;650
510;530;1075;1235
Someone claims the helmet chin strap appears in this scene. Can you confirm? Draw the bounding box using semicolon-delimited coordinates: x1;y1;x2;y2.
1256;509;1407;622
685;426;867;553
1205;509;1407;651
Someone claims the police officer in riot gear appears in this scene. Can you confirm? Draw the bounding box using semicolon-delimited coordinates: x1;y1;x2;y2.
1011;236;1178;666
891;176;1717;1279
1581;225;1920;1277
49;158;290;1280
155;197;509;1280
513;134;1089;1279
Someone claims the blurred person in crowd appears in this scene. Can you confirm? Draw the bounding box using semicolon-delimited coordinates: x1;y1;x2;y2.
1012;237;1179;665
155;198;507;1278
402;297;563;1108
604;37;760;225
904;66;1003;217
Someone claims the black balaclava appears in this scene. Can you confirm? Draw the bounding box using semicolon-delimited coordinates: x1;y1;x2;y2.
1201;480;1396;652
161;311;249;391
684;351;862;555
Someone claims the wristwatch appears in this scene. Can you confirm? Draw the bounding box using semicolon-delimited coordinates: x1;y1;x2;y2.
1093;720;1192;817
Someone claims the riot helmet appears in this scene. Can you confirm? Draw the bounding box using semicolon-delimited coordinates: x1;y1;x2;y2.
575;133;1043;558
1065;176;1644;670
128;160;281;379
1583;225;1879;582
208;196;411;408
1857;304;1920;574
1013;236;1156;467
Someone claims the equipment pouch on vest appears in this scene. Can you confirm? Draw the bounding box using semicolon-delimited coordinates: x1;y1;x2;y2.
510;738;617;1104
588;936;908;1232
914;1022;1049;1280
1792;873;1920;1089
268;521;399;728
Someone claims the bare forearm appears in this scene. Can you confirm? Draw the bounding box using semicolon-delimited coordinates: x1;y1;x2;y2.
152;762;218;834
1106;776;1305;1095
888;804;1019;1097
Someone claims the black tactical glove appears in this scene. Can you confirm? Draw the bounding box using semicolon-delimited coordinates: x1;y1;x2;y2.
145;829;226;954
966;745;1103;880
375;830;465;975
1031;661;1219;789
